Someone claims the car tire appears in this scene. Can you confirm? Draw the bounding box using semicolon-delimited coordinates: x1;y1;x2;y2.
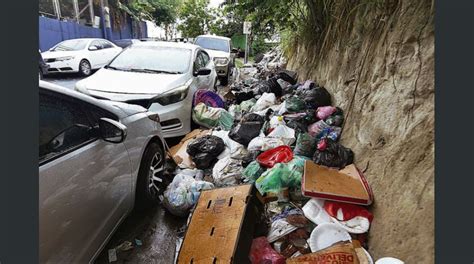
135;142;165;209
79;59;92;76
39;70;43;80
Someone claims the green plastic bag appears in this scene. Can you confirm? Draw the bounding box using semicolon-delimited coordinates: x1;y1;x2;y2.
294;133;316;158
255;156;309;195
193;103;234;130
240;98;257;112
243;161;265;183
285;96;306;113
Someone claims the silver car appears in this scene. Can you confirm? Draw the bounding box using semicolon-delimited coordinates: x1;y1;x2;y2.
39;81;166;263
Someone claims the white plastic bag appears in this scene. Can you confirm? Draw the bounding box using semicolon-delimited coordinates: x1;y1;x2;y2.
247;137;287;152
267;125;296;145
212;156;242;186
212;130;249;159
251;92;276;112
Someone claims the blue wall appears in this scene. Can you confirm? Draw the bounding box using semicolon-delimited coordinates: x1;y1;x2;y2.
39;16;148;51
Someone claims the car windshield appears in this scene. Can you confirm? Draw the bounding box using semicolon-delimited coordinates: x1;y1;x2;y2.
195;37;229;52
107;46;191;74
51;39;88;51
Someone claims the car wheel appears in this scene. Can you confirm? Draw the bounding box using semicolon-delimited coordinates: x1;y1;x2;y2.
79;59;92;76
135;142;165;209
39;70;43;80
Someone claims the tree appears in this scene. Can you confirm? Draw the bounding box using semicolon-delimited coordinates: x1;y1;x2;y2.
177;0;213;38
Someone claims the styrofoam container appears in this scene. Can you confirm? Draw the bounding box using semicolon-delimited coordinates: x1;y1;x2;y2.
302;198;332;225
375;257;404;264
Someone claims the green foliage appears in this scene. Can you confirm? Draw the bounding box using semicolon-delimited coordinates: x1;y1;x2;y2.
115;0;181;28
177;0;213;37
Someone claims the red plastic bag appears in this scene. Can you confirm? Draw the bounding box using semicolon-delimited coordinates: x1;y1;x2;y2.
257;145;293;168
249;237;285;264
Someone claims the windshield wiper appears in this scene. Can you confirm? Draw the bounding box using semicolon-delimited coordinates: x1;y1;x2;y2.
130;68;182;74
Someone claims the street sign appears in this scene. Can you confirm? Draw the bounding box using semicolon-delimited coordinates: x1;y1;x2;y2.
243;22;252;34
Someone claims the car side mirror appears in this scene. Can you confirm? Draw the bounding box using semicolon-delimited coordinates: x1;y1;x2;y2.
99;118;127;143
89;45;99;51
196;68;211;76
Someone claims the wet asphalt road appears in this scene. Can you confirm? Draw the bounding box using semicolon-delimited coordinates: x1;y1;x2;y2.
43;71;234;263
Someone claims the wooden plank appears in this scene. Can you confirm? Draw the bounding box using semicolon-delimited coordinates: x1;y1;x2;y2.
178;185;253;264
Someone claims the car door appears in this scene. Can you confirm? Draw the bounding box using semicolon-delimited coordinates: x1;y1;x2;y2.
88;40;105;68
193;50;209;90
39;89;133;263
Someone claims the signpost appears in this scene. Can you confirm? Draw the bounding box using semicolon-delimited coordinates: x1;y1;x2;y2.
243;22;251;64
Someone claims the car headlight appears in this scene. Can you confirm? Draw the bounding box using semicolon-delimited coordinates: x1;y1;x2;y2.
154;81;191;105
213;57;229;65
56;56;75;61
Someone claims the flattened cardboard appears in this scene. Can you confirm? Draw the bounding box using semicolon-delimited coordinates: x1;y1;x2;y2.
287;241;360;264
177;185;262;264
302;161;373;205
168;129;211;168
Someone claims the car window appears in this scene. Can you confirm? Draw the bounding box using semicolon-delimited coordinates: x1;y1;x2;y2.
195;37;230;52
108;46;191;74
39;92;96;162
89;40;102;50
51;39;88;51
201;51;210;66
101;40;113;49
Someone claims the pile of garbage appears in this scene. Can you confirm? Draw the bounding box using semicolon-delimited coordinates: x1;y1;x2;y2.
164;52;404;263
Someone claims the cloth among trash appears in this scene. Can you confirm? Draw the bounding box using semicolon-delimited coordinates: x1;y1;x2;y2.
186;135;225;169
192;103;234;130
312;138;354;169
162;172;214;216
212;156;242;186
249;237;286;264
257;145;294;168
192;89;225;108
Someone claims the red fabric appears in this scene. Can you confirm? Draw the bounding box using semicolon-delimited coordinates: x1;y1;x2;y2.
249;237;285;264
323;201;374;222
257;145;294;168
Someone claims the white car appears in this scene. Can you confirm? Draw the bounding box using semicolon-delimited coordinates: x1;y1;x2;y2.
194;35;236;85
75;41;218;138
41;38;122;76
39;81;166;263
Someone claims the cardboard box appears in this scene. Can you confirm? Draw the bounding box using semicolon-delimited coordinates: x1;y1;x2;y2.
302;161;374;205
168;129;211;169
286;241;360;264
177;185;263;264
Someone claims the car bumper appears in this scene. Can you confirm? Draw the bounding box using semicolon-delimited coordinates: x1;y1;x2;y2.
86;89;192;138
215;64;229;77
45;60;79;73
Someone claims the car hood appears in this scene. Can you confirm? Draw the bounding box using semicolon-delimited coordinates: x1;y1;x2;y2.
99;100;148;116
41;50;79;59
204;49;230;59
77;68;189;96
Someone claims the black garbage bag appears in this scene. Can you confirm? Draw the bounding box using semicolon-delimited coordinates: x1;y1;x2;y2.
235;91;255;104
186;135;225;169
282;83;299;95
312;138;354;169
304;109;317;125
229;113;265;146
302;86;332;109
278;70;298;85
257;77;282;97
285;116;308;134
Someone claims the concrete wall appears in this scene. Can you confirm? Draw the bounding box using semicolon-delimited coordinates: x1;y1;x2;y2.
287;0;434;262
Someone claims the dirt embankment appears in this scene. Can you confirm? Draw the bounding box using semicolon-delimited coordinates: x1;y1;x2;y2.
287;0;434;262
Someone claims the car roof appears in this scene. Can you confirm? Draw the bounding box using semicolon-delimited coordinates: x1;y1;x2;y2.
39;81;127;119
195;35;230;41
131;41;201;51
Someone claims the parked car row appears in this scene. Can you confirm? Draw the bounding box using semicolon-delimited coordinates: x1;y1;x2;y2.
39;35;236;263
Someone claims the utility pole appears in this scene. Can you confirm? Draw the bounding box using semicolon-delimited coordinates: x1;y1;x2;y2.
243;21;251;64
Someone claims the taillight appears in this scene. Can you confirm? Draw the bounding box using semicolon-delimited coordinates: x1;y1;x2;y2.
148;113;160;123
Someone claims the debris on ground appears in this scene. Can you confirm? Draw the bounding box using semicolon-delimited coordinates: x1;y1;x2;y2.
161;48;403;263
